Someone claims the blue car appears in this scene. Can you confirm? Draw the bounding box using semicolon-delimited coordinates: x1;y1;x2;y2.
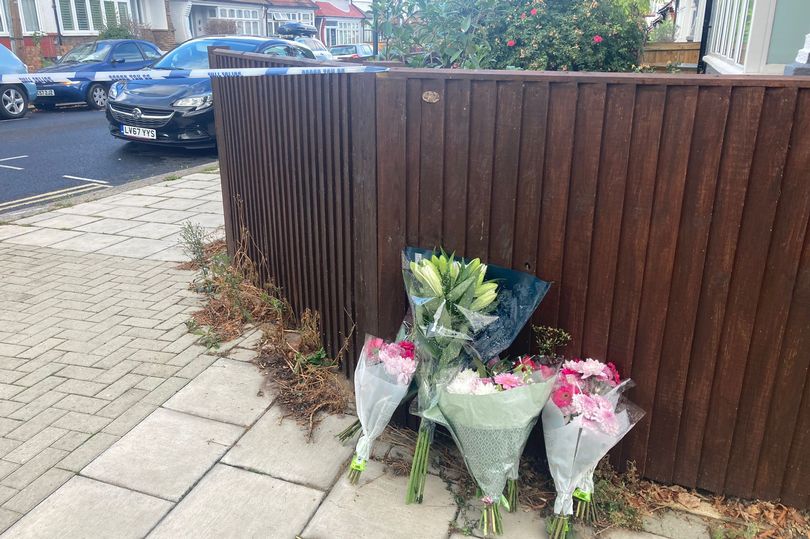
0;45;36;120
35;39;162;110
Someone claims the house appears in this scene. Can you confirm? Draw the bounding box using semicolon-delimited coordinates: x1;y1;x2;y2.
667;0;809;74
169;0;317;43
0;0;174;68
314;0;364;47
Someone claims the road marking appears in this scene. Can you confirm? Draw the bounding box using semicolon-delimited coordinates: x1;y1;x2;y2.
0;165;23;170
0;155;27;162
63;175;109;185
0;184;107;211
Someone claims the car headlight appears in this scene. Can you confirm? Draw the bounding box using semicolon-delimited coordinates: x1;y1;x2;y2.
62;80;81;86
108;81;124;101
172;94;213;111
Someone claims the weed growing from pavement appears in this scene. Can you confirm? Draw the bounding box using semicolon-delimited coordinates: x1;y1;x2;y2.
53;200;73;209
202;165;219;173
164;174;181;181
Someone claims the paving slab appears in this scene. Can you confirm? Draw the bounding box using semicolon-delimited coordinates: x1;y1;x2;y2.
302;459;457;539
642;510;711;539
0;226;36;241
96;237;175;259
163;359;272;426
149;464;323;538
32;214;100;230
49;233;127;253
74;218;140;234
82;408;243;501
4;476;172;538
3;229;83;248
120;222;182;240
222;407;355;490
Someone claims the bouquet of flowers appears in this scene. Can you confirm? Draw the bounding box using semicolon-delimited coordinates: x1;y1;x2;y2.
347;335;418;484
423;357;556;536
542;358;644;538
403;247;551;504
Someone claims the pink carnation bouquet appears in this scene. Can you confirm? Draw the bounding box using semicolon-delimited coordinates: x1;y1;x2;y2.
347;335;417;484
543;358;644;538
422;356;557;535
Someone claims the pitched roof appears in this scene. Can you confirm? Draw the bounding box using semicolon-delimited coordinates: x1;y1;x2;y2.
314;1;366;19
268;0;317;8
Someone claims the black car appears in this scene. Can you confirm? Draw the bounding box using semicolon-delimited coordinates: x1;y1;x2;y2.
105;36;314;148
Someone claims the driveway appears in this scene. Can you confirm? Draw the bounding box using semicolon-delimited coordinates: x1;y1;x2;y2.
0;108;216;216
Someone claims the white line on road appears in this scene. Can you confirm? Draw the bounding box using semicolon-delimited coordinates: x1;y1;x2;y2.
62;175;109;185
0;165;23;170
0;184;106;211
0;155;27;162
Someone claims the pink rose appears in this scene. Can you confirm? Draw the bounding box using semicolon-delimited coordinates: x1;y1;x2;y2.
494;372;525;390
593;35;603;44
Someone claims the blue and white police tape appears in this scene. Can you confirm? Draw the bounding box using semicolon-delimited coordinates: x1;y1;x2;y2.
0;65;387;85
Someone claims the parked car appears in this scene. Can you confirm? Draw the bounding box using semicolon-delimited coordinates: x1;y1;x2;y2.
0;45;36;120
276;22;333;61
34;39;163;110
330;43;374;61
105;36;314;148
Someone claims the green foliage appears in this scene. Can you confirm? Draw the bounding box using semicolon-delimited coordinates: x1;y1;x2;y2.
98;23;134;39
372;0;646;71
533;325;573;357
492;0;646;72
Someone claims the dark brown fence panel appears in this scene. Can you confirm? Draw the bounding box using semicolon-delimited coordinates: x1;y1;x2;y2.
211;50;810;506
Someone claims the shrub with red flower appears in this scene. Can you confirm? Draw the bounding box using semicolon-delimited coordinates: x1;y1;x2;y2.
593;34;604;43
507;39;517;47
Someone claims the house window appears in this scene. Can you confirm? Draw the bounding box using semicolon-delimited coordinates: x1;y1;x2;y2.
335;20;360;46
0;0;8;34
267;11;313;35
708;0;754;65
58;0;131;32
20;0;41;33
217;7;260;35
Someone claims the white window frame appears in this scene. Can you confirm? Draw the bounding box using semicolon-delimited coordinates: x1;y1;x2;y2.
703;0;780;74
56;0;132;35
216;5;261;36
0;0;10;35
335;19;360;46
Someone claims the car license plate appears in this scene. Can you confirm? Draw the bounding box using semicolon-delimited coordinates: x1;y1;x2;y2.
121;125;156;140
37;89;55;97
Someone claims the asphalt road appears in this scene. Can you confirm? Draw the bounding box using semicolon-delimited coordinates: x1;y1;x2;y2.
0;106;217;216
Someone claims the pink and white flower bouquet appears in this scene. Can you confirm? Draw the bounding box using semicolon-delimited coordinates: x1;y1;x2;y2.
347;335;417;484
542;358;644;538
422;356;557;535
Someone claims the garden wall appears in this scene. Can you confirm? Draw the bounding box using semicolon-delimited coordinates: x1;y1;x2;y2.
210;49;810;507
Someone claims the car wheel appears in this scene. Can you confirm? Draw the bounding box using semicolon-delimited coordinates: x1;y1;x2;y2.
87;83;108;110
0;86;28;119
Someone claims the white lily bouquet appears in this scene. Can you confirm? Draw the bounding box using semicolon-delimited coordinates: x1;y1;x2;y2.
347;335;417;484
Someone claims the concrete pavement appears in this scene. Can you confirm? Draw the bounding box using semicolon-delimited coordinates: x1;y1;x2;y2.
0;170;704;538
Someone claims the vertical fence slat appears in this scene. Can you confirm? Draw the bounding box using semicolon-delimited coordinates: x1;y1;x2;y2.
418;78;446;249
465;80;497;259
442;79;471;251
406;79;422;247
558;83;606;358
535;82;578;327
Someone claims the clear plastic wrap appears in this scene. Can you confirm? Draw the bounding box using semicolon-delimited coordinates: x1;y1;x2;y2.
542;394;645;515
401;247;551;505
347;335;416;484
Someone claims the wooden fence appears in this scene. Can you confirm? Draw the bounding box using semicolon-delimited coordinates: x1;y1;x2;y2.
210;49;810;507
641;41;701;71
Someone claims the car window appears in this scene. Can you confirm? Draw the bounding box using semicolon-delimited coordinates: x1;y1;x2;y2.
60;42;113;63
112;42;144;63
153;38;260;70
295;37;327;52
139;43;162;60
262;45;288;57
289;45;315;59
360;45;373;55
0;46;25;71
330;46;354;55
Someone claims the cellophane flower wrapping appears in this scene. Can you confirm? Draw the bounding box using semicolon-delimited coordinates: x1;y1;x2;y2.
351;335;417;471
542;359;645;517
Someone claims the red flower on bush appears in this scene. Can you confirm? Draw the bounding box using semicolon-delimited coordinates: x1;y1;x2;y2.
520;12;527;19
507;39;517;47
593;35;604;44
530;7;538;15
